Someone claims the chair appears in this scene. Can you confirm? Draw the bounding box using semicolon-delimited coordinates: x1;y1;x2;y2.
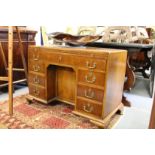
102;26;149;43
77;26;96;35
102;26;138;43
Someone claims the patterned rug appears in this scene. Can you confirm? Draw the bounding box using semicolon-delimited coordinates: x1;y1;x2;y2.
0;95;121;129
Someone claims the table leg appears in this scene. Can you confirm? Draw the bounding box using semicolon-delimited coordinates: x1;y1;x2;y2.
122;57;135;106
122;95;131;107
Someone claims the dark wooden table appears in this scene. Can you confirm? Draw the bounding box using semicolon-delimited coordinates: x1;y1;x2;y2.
0;27;37;88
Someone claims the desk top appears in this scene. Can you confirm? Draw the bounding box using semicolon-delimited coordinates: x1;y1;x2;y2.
30;45;127;54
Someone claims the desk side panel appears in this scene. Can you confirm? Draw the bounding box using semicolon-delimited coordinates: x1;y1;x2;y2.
103;51;127;118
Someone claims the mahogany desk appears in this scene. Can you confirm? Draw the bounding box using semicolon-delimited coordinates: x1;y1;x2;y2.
27;46;127;127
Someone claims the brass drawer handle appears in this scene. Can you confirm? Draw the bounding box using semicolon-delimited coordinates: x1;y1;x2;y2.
33;76;40;84
58;56;62;62
33;58;39;61
33;88;40;96
85;74;96;83
83;104;93;113
33;54;39;61
84;89;95;99
86;61;96;69
33;65;41;72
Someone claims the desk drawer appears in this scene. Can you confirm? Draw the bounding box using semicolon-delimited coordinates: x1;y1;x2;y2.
77;57;106;71
78;70;105;87
29;60;45;73
77;84;104;102
76;98;102;117
29;73;45;86
29;85;46;100
46;53;75;67
29;48;43;61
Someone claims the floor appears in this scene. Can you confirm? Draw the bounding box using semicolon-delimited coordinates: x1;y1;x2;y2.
0;77;153;129
115;77;153;129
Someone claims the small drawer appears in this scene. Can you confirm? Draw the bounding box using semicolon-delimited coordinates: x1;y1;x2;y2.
77;57;106;71
29;85;46;100
28;73;45;86
29;48;40;61
77;84;104;102
29;60;45;73
76;98;102;117
78;70;105;87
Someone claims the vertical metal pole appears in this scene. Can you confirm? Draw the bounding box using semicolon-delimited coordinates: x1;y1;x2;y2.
8;26;13;115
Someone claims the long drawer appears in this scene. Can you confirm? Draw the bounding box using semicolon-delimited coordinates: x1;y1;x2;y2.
77;84;104;102
78;69;105;87
76;97;103;117
45;52;75;67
